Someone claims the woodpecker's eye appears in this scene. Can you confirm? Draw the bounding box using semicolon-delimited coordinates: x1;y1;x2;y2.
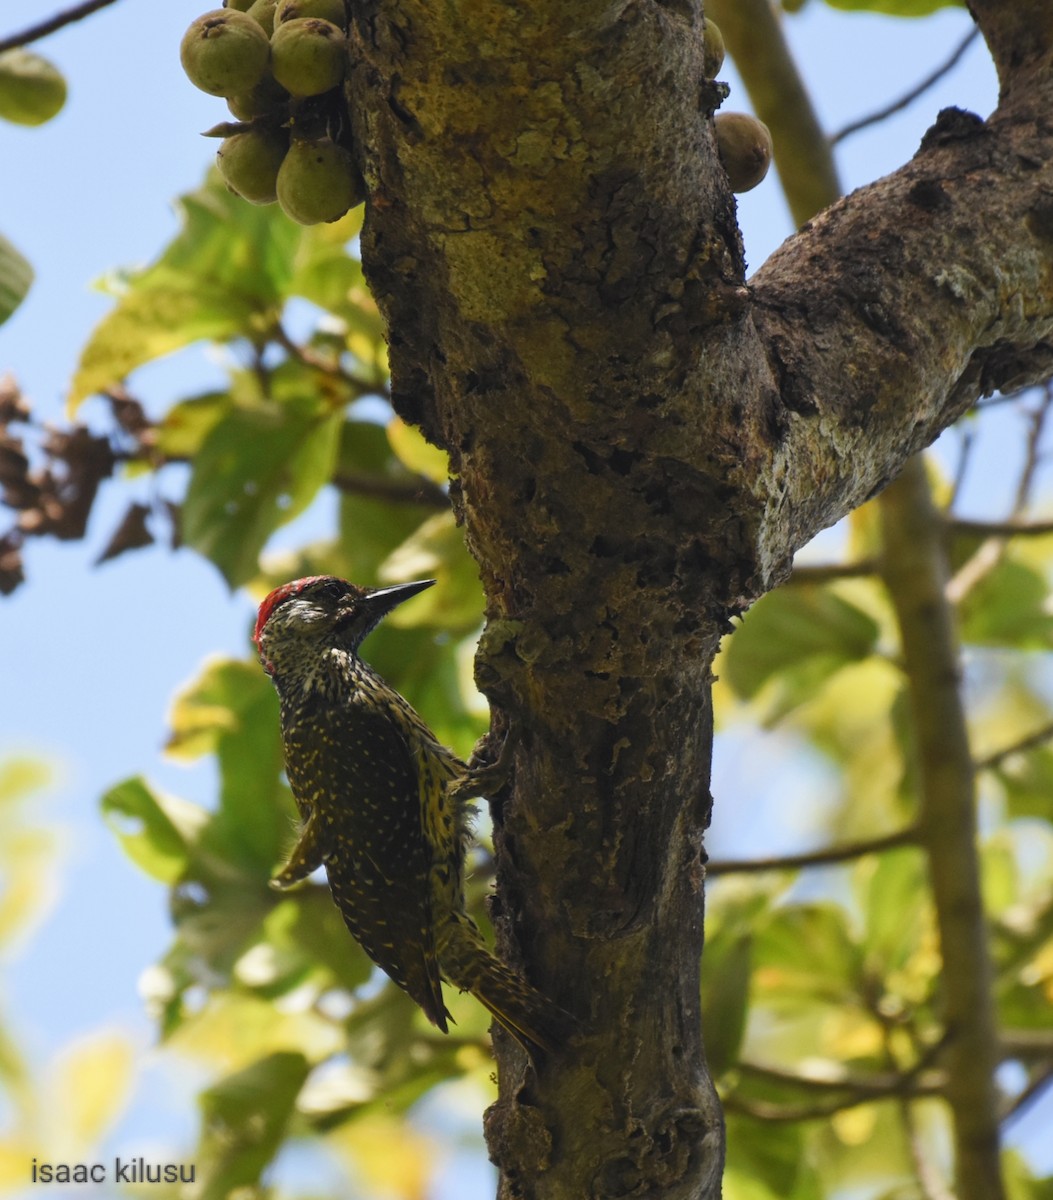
320;580;348;602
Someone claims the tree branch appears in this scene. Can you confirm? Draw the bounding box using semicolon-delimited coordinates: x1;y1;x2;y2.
830;28;981;147
879;457;1006;1200
0;0;121;55
951;518;1053;538
975;721;1053;771
786;559;878;585
736;1057;946;1098
706;827;917;877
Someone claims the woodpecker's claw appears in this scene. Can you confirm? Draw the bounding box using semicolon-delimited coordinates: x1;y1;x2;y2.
450;726;519;802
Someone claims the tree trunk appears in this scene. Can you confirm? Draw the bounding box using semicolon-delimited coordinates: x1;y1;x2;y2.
347;0;1053;1194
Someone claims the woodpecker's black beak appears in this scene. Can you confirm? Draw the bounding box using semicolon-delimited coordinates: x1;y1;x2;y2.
365;579;436;617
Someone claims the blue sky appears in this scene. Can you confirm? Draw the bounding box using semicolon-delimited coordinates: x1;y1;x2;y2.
3;1;1041;1196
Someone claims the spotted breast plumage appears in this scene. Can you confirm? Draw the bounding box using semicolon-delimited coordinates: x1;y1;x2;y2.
253;575;577;1052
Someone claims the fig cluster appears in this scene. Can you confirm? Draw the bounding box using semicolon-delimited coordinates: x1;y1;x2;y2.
179;0;363;224
701;18;773;195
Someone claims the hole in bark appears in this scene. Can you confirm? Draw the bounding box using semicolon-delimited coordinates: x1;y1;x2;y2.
608;448;638;475
590;535;619;557
571;440;604;474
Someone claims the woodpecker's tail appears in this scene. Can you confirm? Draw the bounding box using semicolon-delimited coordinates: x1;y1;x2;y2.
436;916;580;1055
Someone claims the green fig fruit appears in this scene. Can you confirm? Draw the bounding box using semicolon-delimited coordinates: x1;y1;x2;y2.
226;72;289;120
224;0;254;10
276;137;363;224
714;111;772;193
247;0;278;35
217;127;289;204
702;19;725;79
269;17;346;97
0;49;67;126
180;9;270;98
275;0;348;28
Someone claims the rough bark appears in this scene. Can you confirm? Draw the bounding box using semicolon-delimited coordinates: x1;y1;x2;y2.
344;1;1053;1195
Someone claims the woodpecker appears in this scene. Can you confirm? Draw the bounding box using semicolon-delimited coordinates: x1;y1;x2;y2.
253;575;576;1053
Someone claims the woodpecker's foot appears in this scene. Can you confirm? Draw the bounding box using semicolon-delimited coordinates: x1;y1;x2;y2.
450;726;519;802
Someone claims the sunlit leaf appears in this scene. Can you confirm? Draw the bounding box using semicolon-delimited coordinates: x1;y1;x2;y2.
168;992;341;1071
70;173;302;408
387;417;450;484
724;587;879;713
156;391;231;459
167;658;286;873
958;558;1053;649
724;1116;813;1199
856;849;933;981
380;511;482;635
0;233;33;326
196;1050;310;1200
818;0;961;12
701;931;752;1077
182;392;342;588
101;777;206;883
753;903;862;1006
50;1031;135;1158
992;747;1053;821
328;1112;441;1200
272;890;374;994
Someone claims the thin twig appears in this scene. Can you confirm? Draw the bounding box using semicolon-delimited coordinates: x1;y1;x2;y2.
706;826;918;877
1010;381;1053;513
950;518;1053;538
830;28;981;146
272;323;391;400
948;426;975;510
975;721;1053;771
722;1071;944;1123
1000;1064;1053;1128
786;558;879;585
331;470;449;509
1000;1030;1053;1059
946;385;1053;602
737;1058;946;1098
0;0;122;55
899;1091;958;1200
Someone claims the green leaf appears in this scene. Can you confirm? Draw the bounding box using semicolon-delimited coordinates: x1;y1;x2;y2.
701;930;752;1077
258;891;374;996
167;659;287;874
818;0;961;13
723;586;880;706
197;1051;311;1200
181;389;342;588
753;902;862;1007
0;232;33;326
156;391;231;459
101;776;207;883
70;172;302;408
724;1116;812;1199
958;558;1053;649
290;209;371;319
0;50;66;126
380;511;482;635
856;848;932;985
387;417;449;484
994;748;1053;821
